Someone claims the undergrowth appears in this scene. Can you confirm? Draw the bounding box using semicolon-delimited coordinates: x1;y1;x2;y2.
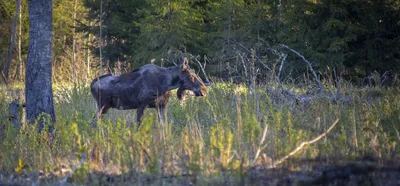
0;81;399;185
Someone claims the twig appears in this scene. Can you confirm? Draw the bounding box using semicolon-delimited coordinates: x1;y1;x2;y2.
271;118;339;168
279;44;324;93
253;123;269;165
60;153;86;185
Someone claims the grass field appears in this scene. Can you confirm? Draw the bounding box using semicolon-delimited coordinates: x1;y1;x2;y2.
0;81;399;185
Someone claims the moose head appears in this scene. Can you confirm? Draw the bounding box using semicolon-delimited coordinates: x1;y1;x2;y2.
175;57;207;100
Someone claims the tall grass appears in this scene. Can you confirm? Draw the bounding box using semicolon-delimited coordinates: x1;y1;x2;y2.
0;81;399;185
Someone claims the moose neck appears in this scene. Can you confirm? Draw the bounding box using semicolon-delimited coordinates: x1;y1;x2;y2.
167;66;181;90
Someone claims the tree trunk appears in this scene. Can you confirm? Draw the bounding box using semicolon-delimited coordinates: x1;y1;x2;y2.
26;0;56;132
4;0;22;84
99;0;103;74
14;0;23;81
72;0;78;85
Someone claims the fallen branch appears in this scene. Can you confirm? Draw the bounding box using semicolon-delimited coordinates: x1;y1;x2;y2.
279;44;324;93
271;118;339;168
60;153;86;185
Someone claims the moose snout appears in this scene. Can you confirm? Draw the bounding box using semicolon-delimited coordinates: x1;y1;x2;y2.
201;86;207;96
196;85;207;97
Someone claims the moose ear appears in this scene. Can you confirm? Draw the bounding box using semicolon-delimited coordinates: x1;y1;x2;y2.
181;57;189;71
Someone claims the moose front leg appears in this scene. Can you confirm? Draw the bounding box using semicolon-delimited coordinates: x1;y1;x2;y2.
136;103;149;128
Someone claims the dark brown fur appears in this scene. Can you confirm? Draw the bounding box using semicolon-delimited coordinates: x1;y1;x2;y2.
90;57;207;127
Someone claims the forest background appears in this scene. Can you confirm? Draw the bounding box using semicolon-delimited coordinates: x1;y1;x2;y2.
1;0;399;84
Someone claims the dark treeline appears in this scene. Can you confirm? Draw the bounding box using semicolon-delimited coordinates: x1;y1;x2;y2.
1;0;400;83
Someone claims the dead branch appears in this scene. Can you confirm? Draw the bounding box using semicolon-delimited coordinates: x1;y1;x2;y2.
279;44;324;93
60;153;86;185
189;54;211;84
271;118;339;168
236;42;272;71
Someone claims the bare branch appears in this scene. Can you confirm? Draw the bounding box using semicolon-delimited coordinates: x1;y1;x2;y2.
271;118;339;168
279;44;324;93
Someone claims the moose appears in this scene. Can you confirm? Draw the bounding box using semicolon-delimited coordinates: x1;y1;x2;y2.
90;57;208;127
